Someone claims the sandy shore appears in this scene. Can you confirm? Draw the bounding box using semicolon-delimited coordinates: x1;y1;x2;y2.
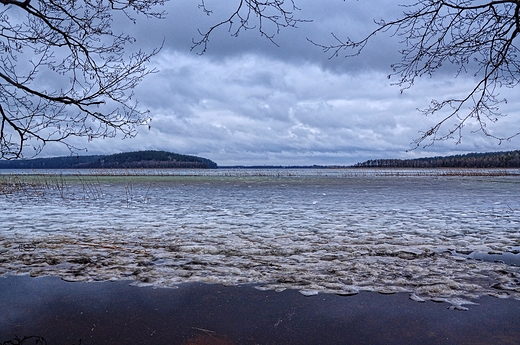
1;275;519;345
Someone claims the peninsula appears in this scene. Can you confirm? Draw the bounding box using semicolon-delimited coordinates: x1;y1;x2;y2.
0;150;218;169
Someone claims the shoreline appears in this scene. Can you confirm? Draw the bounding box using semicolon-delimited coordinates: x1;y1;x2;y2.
1;275;520;345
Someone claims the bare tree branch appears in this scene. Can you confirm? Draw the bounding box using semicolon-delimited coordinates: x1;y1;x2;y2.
310;0;520;148
192;0;310;54
0;0;166;159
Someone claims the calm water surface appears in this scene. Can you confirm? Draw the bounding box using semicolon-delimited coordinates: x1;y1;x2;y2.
1;168;520;307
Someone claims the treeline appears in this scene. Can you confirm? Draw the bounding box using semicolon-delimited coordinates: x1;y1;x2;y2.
354;150;520;168
0;150;218;169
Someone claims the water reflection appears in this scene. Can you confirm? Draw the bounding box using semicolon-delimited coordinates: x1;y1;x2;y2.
2;276;520;345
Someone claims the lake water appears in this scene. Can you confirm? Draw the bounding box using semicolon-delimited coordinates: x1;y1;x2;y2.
1;168;520;308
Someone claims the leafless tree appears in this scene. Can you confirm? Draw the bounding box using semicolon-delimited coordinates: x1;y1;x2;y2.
0;0;171;159
311;0;519;148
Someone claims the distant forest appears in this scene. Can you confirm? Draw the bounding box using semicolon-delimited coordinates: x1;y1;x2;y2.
0;150;218;169
354;150;520;168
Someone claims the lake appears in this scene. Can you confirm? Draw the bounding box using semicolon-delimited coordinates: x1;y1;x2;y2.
1;168;520;308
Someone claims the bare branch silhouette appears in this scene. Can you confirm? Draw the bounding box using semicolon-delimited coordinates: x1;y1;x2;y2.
310;0;520;148
192;0;310;54
0;0;167;159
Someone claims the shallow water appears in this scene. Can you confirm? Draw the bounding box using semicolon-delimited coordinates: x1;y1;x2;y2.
1;169;520;306
2;275;520;345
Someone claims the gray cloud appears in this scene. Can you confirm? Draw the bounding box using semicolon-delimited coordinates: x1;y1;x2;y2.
38;1;520;166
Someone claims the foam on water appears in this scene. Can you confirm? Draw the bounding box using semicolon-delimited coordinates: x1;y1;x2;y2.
1;169;520;307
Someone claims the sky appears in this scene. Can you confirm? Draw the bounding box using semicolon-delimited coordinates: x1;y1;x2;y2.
41;1;520;166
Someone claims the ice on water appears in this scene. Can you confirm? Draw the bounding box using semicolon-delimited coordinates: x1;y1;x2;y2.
1;169;520;307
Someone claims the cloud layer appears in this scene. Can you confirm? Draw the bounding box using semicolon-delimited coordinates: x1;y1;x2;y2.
41;1;520;165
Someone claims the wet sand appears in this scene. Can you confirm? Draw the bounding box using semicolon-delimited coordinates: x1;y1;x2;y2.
1;275;519;345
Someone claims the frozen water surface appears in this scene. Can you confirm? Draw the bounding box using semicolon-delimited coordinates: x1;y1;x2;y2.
1;168;520;307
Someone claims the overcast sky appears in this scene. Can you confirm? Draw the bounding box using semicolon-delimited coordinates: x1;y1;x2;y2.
45;0;520;166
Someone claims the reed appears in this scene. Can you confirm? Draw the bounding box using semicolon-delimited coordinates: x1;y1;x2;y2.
0;173;67;197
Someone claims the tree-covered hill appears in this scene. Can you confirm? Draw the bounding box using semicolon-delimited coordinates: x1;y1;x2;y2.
0;151;218;169
354;150;520;168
